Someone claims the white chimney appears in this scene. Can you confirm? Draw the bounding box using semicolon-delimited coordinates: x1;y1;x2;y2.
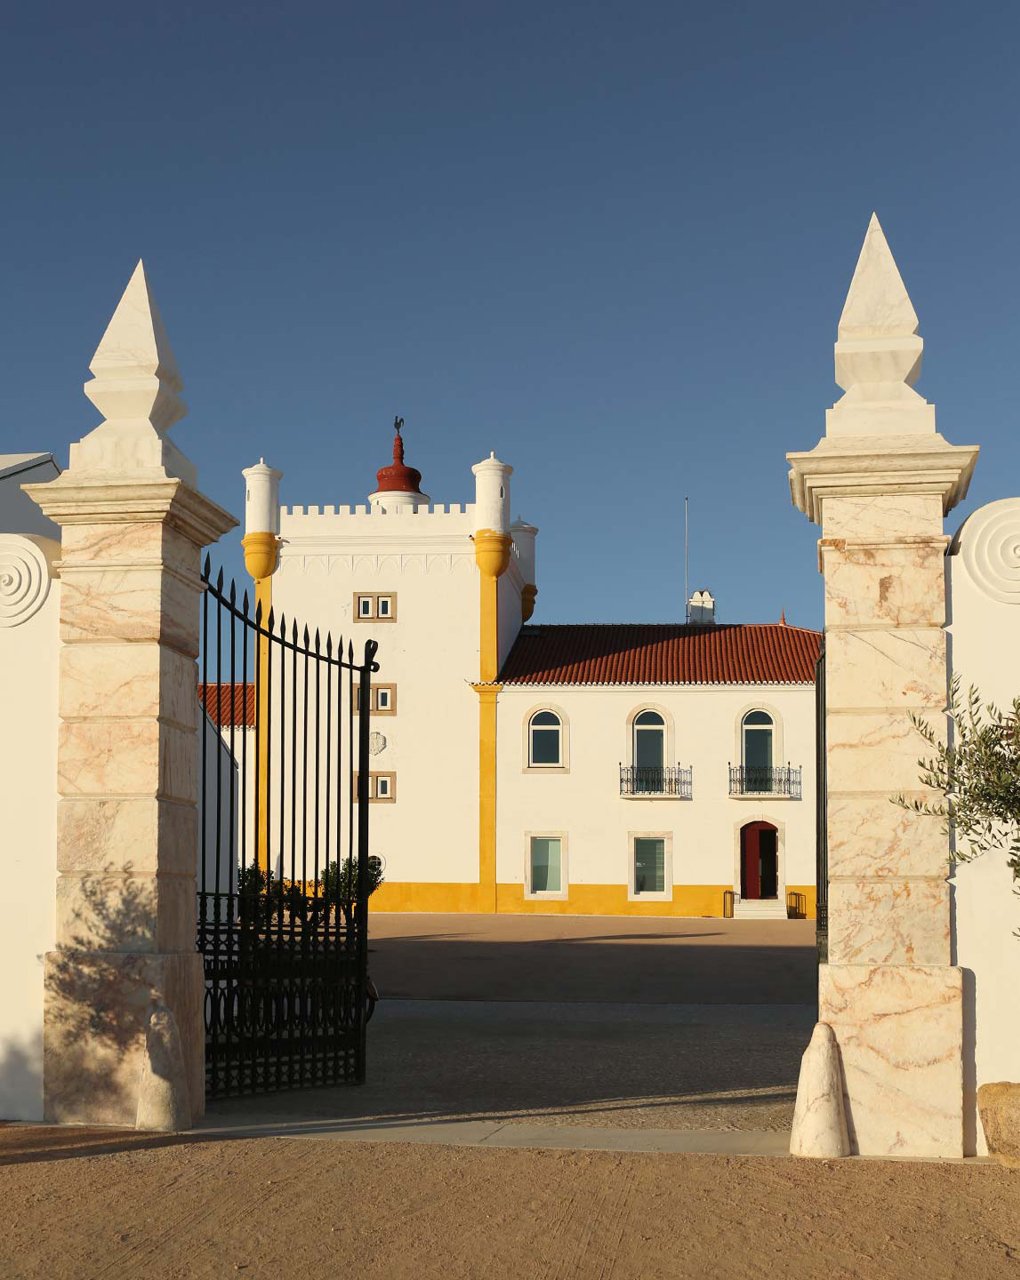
688;589;716;625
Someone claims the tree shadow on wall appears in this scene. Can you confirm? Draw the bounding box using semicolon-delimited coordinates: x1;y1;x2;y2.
44;865;160;1125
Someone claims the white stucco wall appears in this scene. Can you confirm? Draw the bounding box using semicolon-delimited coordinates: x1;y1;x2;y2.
198;710;239;898
946;497;1020;1154
496;683;817;909
272;504;483;884
0;534;60;1120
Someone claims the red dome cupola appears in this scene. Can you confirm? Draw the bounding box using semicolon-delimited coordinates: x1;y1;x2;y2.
369;417;430;511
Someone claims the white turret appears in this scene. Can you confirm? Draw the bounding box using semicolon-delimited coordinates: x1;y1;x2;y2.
472;452;512;534
242;458;282;537
510;516;538;583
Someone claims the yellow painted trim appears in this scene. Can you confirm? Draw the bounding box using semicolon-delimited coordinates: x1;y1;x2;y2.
373;882;492;914
473;684;502;914
472;528;512;916
254;574;272;873
474;529;511;683
371;882;815;919
244;534;280;876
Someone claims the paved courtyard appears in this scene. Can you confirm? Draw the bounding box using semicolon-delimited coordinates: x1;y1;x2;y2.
200;913;818;1139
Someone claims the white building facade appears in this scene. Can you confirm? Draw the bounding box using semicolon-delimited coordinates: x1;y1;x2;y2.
227;423;820;919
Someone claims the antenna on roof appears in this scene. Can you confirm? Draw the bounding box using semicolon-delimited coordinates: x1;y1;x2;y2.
684;496;690;624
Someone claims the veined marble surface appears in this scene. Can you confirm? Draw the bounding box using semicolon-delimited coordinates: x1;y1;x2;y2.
819;963;963;1157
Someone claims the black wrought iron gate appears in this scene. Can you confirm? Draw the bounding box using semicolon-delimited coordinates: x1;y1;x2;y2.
197;558;379;1098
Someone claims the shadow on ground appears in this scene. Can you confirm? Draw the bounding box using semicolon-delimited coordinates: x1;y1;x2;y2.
2;916;819;1162
366;917;818;1004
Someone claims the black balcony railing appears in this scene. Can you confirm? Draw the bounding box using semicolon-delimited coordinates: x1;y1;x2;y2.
620;765;693;798
728;764;802;798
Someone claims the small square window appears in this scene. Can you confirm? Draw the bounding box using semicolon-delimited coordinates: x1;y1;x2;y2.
377;596;392;618
376;688;391;710
358;596;373;618
355;771;396;803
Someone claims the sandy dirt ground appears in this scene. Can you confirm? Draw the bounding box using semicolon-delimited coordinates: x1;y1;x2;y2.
0;1127;1017;1280
7;916;1013;1277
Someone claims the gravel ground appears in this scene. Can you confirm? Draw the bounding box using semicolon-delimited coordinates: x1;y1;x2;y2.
0;1130;1017;1280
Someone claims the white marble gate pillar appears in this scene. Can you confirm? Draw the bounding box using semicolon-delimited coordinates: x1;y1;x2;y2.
788;216;979;1156
25;262;236;1127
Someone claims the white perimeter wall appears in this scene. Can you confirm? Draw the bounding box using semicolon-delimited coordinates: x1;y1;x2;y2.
946;497;1020;1154
0;535;60;1120
496;683;817;899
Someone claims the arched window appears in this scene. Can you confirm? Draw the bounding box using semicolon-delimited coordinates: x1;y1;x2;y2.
742;710;774;792
631;710;665;792
633;711;665;768
528;710;562;767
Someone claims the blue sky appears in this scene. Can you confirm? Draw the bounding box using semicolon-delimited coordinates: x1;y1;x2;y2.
2;1;1018;628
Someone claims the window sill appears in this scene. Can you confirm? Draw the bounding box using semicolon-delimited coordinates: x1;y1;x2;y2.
621;793;692;801
730;793;800;801
525;765;570;774
628;891;672;903
525;891;569;901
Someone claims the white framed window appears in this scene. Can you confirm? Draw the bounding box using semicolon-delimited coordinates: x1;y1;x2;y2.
633;710;665;769
526;833;568;899
741;710;774;793
528;710;562;767
353;592;398;623
356;683;397;716
628;832;672;902
354;771;397;803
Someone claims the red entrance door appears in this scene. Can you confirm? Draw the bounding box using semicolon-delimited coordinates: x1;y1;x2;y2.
740;822;778;900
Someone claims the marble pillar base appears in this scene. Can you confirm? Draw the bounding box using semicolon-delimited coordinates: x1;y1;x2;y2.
43;949;204;1128
819;963;964;1157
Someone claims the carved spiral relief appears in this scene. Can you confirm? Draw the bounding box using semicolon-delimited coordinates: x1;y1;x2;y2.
960;501;1020;605
0;536;51;627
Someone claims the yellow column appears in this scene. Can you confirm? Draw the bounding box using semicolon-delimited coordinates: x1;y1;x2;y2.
474;529;511;911
243;531;280;874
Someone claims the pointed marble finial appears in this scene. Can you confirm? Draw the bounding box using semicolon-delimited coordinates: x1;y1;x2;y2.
828;215;932;435
84;260;186;431
838;214;919;340
72;261;195;481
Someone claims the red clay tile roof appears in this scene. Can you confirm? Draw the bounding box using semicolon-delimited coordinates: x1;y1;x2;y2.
499;624;822;686
199;683;255;727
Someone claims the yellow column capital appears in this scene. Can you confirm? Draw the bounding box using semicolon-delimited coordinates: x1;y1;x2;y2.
474;528;512;579
242;530;281;582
